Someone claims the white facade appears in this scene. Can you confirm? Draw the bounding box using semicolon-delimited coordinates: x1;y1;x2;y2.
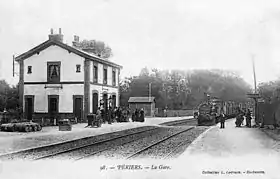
24;45;85;82
20;39;121;121
24;45;85;113
89;61;119;86
88;60;120;113
24;84;84;113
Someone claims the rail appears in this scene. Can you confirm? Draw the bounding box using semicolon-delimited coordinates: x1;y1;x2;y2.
125;127;195;159
34;127;160;160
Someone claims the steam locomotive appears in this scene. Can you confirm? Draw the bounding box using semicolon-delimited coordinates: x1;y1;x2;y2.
197;98;240;126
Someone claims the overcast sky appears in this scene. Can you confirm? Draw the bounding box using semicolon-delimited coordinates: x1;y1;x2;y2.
1;0;280;87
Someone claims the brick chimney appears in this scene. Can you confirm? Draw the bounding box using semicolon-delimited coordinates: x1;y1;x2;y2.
49;28;64;43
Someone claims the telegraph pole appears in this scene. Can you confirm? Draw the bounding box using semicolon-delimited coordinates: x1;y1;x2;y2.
252;55;259;125
252;55;257;94
149;82;152;102
163;83;167;109
13;55;15;77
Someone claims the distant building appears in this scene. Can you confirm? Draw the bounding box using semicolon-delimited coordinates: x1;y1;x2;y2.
15;28;122;123
128;97;155;117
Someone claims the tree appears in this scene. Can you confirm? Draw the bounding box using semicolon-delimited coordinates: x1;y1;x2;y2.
73;39;113;59
258;80;280;103
0;80;19;112
139;67;149;77
119;67;252;110
119;77;132;107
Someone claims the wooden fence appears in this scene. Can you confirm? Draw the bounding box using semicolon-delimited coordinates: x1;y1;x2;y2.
155;109;194;117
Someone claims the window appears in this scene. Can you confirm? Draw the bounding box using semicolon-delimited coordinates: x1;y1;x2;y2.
93;65;98;83
27;66;32;74
76;65;81;73
103;68;107;84
47;62;61;83
112;70;116;86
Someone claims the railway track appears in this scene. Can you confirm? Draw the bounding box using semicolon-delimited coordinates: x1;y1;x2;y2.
36;126;165;161
72;119;198;160
42;119;197;160
0;118;199;161
159;118;196;126
0;126;159;161
163;140;189;159
125;126;195;159
163;126;208;159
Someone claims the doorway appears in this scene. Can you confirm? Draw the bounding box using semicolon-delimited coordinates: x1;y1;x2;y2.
48;95;59;120
73;95;83;122
92;93;98;114
112;95;116;108
24;95;34;121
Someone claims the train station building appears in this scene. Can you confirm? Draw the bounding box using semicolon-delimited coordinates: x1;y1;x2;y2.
15;28;122;124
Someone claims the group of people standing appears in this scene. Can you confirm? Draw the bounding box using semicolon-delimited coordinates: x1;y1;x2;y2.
131;108;145;122
218;109;252;129
97;107;131;124
235;109;252;128
87;107;145;127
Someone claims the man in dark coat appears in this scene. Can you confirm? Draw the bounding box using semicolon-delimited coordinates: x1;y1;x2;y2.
101;108;105;124
135;109;139;122
108;107;112;124
117;107;121;122
132;112;136;122
246;109;252;128
220;111;225;129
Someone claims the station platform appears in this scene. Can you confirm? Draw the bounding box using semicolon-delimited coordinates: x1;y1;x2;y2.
0;116;192;155
173;118;280;179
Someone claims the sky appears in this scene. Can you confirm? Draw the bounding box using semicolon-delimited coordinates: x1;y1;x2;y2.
1;0;280;87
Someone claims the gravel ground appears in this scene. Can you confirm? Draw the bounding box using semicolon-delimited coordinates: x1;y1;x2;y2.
0;117;193;155
168;120;197;127
0;126;158;160
132;126;207;159
163;126;208;159
41;127;167;160
160;118;197;126
86;126;193;160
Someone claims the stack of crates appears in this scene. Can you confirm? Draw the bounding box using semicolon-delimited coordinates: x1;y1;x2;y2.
58;119;72;131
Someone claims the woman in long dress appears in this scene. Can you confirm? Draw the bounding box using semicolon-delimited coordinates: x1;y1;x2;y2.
140;108;145;122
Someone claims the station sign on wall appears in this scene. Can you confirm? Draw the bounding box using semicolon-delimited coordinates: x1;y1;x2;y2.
247;93;261;99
